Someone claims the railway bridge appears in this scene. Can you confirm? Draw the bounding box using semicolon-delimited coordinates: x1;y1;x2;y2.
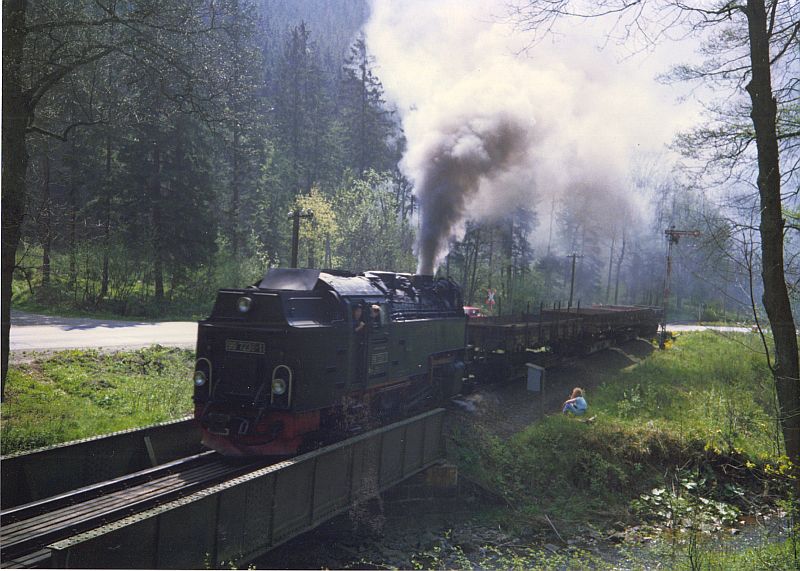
1;409;447;569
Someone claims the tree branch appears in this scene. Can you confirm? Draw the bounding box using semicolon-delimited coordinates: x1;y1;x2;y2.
26;46;116;114
26;120;106;141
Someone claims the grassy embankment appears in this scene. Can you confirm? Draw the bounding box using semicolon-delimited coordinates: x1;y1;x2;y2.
449;332;797;569
1;346;194;455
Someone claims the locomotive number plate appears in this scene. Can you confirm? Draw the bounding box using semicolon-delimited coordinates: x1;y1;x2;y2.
225;339;265;354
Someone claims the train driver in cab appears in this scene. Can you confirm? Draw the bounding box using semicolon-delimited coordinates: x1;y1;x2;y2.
371;304;382;328
353;304;366;334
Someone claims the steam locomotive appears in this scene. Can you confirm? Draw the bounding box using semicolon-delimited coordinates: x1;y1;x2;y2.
192;269;467;456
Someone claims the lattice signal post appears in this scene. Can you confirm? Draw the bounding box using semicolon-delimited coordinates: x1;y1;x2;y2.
660;227;702;348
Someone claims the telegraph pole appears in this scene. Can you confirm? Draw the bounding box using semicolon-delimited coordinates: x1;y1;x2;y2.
566;252;583;309
288;208;314;268
660;226;701;348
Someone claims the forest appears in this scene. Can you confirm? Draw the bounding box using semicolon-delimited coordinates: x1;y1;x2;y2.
2;1;800;566
8;0;791;323
2;0;799;459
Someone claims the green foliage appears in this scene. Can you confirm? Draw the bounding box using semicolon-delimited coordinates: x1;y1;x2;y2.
1;347;194;455
333;170;417;272
453;415;689;524
702;539;799;571
296;187;340;268
408;540;617;570
632;473;741;533
339;36;399;174
12;2;419;320
451;333;783;529
596;332;776;457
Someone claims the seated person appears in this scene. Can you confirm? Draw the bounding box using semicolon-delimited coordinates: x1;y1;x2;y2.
562;387;588;416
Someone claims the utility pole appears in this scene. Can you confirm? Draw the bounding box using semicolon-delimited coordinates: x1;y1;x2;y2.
566;252;583;309
287;208;314;268
660;226;701;348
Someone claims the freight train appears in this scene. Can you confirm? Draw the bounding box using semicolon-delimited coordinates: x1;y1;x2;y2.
467;304;662;381
192;268;661;456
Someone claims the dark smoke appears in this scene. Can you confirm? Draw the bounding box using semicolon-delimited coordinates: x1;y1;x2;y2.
414;114;530;274
365;1;690;276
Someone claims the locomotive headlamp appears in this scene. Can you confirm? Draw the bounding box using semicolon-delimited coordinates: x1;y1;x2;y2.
237;296;253;313
271;378;287;395
193;370;207;386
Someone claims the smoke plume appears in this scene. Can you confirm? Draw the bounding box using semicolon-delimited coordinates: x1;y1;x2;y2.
413;114;531;274
365;0;700;274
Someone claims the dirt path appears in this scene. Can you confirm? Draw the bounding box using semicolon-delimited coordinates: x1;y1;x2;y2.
449;338;655;437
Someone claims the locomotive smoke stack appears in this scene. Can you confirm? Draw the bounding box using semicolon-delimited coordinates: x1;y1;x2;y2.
412;274;434;289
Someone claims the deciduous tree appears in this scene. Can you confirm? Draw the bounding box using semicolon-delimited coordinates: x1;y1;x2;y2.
511;0;800;484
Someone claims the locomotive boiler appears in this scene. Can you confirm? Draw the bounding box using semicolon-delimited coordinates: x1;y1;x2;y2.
193;268;467;456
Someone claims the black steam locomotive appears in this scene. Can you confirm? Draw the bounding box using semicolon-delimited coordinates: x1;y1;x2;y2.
193;269;467;456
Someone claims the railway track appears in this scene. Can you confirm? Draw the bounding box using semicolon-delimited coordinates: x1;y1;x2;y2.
1;451;269;568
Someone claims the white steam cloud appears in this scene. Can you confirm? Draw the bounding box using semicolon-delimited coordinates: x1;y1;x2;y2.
365;0;700;274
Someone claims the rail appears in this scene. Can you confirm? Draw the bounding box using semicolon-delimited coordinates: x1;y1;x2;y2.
1;452;268;566
0;409;445;568
1;416;203;508
46;408;445;569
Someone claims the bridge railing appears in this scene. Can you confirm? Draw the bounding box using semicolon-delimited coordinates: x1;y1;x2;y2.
48;408;446;569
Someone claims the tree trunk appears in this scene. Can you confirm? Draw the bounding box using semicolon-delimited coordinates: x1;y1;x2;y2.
231;123;241;257
746;0;800;484
360;55;368;174
606;235;615;302
468;229;481;305
100;134;112;300
546;195;555;255
151;141;164;302
614;231;626;305
68;140;79;291
506;217;514;313
487;228;494;290
1;0;28;399
40;152;52;288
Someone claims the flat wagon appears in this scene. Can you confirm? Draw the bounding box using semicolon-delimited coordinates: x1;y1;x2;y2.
468;304;662;380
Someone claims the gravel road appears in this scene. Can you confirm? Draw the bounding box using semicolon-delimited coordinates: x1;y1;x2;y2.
8;310;753;362
9;310;197;358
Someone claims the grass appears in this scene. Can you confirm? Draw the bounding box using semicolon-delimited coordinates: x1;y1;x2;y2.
405;536;799;570
451;331;788;525
698;537;799;570
441;331;798;568
598;332;778;458
1;346;195;455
